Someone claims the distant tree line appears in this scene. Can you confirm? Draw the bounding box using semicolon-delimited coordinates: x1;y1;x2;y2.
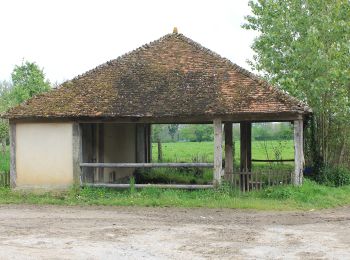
152;122;292;143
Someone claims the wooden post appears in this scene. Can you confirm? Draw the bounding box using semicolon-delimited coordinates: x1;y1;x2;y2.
9;122;16;188
213;119;223;187
224;122;233;178
146;124;152;162
240;122;252;191
98;123;104;181
72;122;82;185
240;122;252;171
293;119;304;185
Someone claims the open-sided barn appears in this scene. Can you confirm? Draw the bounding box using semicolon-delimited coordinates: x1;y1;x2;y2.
4;29;311;190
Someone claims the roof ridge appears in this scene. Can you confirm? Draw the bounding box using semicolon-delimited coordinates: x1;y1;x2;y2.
175;33;311;113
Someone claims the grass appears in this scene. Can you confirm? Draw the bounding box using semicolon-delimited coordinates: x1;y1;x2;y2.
0;179;350;210
152;140;294;163
0;146;9;172
0;139;349;210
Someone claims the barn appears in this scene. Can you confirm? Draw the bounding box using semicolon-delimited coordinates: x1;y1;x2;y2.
4;30;311;190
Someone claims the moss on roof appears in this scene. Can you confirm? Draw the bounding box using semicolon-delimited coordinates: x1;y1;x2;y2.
5;32;311;120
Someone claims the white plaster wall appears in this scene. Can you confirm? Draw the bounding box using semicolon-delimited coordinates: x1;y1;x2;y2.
103;123;136;182
16;123;74;188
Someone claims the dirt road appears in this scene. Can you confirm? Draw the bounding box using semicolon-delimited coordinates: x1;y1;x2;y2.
0;205;349;259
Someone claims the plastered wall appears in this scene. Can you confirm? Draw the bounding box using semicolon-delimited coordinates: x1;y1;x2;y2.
103;123;136;182
15;123;74;189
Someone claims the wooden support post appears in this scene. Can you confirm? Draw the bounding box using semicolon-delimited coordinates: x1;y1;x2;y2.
147;124;152;162
9;123;16;188
240;122;252;171
240;122;252;191
98;123;104;180
136;124;146;163
213;119;223;187
72;122;82;185
224;122;233;178
293;119;304;185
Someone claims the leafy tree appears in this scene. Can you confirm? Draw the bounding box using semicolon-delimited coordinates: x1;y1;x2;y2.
0;62;51;156
11;61;51;104
243;0;350;166
167;124;179;141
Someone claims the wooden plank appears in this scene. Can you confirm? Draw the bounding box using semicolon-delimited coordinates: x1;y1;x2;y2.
213;118;223;187
9;123;16;188
80;162;214;168
293;119;304;185
83;183;214;189
224;122;233;177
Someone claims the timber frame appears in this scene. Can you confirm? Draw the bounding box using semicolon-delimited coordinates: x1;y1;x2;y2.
73;114;306;189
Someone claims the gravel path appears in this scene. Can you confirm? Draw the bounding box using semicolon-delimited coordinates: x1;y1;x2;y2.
0;205;349;259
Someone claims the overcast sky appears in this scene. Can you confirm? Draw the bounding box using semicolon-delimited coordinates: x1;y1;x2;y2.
0;0;258;84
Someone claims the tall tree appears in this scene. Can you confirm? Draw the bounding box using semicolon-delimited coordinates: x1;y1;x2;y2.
11;61;51;104
243;0;350;166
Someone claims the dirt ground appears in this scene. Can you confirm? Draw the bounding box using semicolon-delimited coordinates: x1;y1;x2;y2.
0;205;349;259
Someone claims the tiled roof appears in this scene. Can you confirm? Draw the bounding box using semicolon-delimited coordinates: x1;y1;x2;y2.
5;32;311;120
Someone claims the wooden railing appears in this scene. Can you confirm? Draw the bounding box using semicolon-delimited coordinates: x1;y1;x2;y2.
0;171;10;187
80;162;214;168
224;170;292;192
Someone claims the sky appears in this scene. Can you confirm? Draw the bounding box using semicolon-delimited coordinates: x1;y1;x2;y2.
0;0;258;84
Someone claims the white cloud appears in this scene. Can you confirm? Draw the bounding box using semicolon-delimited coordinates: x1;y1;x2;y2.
0;0;258;83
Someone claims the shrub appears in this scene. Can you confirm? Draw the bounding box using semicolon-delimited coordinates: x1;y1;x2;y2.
314;166;350;187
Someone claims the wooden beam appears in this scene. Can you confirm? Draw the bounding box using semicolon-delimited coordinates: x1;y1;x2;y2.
213;118;223;187
72;122;82;185
9;123;16;188
11;112;305;124
80;162;213;168
224;122;233;177
293;119;304;185
83;183;214;189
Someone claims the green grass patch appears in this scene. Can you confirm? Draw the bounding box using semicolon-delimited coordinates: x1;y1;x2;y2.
0;179;349;210
152;140;294;163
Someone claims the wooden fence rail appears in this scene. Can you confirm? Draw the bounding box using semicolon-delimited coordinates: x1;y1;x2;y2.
0;171;10;187
80;162;214;168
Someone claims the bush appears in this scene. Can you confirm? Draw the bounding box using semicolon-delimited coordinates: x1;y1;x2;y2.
313;166;350;187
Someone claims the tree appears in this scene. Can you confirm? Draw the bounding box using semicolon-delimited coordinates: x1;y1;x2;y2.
11;61;51;104
167;124;179;141
0;81;13;156
243;0;350;167
0;62;51;157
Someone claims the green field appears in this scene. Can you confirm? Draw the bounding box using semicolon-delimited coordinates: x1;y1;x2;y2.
152;140;294;163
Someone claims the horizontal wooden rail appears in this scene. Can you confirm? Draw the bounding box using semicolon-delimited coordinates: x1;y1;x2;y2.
83;183;214;189
251;159;294;162
80;162;214;168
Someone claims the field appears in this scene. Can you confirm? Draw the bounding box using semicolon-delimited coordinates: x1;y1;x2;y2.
151;140;294;163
